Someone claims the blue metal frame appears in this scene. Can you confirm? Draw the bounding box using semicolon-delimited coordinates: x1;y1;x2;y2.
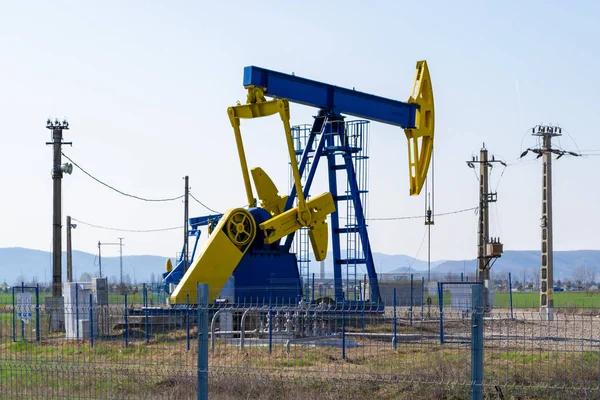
242;67;421;304
282;113;381;303
166;66;423;306
243;66;418;128
290;124;313;300
470;283;485;400
163;214;221;288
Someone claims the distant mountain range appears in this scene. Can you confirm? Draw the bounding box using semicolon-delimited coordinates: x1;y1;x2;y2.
1;247;598;286
0;247;169;286
429;250;600;281
312;250;600;281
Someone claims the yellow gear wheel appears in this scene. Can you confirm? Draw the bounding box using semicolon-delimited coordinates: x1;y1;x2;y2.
225;209;256;248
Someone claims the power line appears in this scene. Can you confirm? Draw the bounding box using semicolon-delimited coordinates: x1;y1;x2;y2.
71;218;183;233
362;206;477;221
189;192;220;214
62;152;185;202
409;227;429;268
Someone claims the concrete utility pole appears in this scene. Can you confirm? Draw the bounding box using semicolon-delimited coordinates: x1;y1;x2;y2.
467;144;505;311
97;240;122;281
98;241;102;278
118;237;124;286
521;124;580;321
66;216;77;282
46;119;72;297
46;118;72;332
183;176;189;273
541;133;554;321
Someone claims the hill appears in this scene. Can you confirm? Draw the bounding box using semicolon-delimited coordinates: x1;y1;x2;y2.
432;250;600;280
1;247;599;286
0;247;169;285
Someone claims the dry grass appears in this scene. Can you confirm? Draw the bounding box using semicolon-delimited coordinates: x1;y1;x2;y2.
2;313;600;399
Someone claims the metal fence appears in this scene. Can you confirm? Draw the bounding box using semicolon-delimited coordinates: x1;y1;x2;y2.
2;281;600;399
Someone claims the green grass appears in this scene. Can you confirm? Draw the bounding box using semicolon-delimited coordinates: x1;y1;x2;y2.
0;291;164;306
494;291;600;308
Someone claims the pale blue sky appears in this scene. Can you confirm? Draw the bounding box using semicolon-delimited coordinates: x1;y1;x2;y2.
1;1;599;269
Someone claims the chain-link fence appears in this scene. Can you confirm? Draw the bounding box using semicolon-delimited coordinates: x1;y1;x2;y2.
2;281;600;399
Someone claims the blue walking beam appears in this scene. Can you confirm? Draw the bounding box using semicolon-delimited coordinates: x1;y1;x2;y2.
243;61;434;196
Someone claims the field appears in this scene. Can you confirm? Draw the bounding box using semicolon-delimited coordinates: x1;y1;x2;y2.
494;291;600;308
3;290;600;398
2;313;600;399
0;291;164;306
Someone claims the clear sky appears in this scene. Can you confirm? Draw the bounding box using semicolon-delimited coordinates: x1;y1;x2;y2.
1;1;599;268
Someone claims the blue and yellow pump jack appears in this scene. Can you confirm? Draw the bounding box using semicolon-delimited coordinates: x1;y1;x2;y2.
165;61;434;306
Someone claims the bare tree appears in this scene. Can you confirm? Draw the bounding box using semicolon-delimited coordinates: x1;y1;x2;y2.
572;266;587;290
79;272;92;282
585;266;597;288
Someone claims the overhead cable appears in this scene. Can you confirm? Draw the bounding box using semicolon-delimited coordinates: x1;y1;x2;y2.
71;218;183;233
62;152;185;202
360;206;478;221
189;192;221;214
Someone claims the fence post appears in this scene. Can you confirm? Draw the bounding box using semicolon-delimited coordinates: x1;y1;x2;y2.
342;304;346;359
470;283;484;400
186;294;190;351
76;283;79;339
409;274;414;327
143;283;147;308
35;284;40;342
145;294;150;344
508;272;514;320
124;294;129;348
312;273;315;303
438;282;444;344
361;299;365;333
421;277;425;319
197;283;209;400
393;288;397;349
268;292;273;355
12;287;16;342
21;282;25;340
89;293;94;348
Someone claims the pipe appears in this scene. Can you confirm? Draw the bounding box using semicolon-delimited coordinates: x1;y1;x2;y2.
240;308;253;350
210;309;225;351
240;307;271;349
285;333;341;354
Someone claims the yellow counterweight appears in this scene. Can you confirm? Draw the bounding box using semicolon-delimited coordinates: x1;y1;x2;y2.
169;208;256;304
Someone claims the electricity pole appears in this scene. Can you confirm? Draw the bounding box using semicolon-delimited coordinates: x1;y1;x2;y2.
46;119;72;297
467;144;504;311
46;118;72;332
118;237;124;286
98;241;102;278
183;176;189;273
97;240;122;281
520;124;580;321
